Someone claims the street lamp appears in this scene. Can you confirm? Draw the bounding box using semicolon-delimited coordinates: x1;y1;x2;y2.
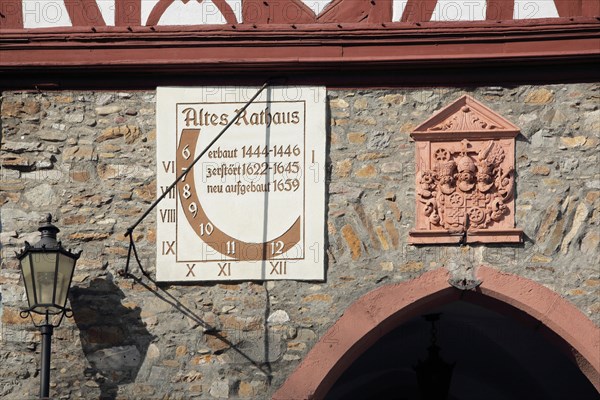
16;214;81;399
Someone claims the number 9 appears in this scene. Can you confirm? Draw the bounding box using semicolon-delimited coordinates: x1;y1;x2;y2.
189;202;198;217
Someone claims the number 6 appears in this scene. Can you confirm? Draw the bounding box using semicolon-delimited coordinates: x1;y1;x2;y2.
182;145;191;160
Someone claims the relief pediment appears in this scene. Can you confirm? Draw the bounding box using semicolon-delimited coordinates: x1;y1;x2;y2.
411;95;520;140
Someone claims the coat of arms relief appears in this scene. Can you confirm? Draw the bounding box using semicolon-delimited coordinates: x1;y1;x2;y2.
409;95;523;244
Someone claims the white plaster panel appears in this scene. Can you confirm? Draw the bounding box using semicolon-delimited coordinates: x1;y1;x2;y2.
159;0;226;25
22;0;72;28
96;0;115;26
514;0;559;19
392;0;409;22
141;0;160;26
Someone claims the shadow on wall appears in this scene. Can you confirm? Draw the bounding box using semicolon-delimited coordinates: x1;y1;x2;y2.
69;277;155;400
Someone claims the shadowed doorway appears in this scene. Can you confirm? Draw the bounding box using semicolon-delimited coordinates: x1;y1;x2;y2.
325;301;599;400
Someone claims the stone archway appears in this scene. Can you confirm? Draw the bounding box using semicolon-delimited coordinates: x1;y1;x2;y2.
272;266;600;399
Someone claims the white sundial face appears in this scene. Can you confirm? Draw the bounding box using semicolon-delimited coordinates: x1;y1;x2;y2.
156;86;326;282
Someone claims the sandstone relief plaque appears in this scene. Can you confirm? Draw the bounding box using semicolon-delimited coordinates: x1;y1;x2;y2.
409;95;523;244
156;87;326;281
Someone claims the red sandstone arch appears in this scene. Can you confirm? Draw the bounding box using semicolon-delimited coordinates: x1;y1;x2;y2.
273;266;600;399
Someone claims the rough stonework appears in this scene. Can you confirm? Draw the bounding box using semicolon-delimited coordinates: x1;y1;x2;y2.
0;84;599;399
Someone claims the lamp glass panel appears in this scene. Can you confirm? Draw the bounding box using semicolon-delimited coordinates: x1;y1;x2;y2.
55;253;76;309
31;252;58;311
20;254;37;309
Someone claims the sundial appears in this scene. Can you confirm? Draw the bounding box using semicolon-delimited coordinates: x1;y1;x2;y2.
156;87;326;281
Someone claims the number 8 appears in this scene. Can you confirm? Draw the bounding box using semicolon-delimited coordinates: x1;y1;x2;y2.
183;184;192;199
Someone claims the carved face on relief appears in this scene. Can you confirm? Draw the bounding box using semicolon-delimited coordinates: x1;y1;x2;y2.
433;148;457;194
456;155;476;192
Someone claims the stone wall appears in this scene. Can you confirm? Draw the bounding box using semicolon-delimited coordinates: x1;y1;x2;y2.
0;84;598;399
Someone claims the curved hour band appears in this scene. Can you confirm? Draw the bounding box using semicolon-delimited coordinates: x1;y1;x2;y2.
177;128;301;261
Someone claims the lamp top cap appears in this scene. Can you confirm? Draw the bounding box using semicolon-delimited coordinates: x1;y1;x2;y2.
38;213;60;240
